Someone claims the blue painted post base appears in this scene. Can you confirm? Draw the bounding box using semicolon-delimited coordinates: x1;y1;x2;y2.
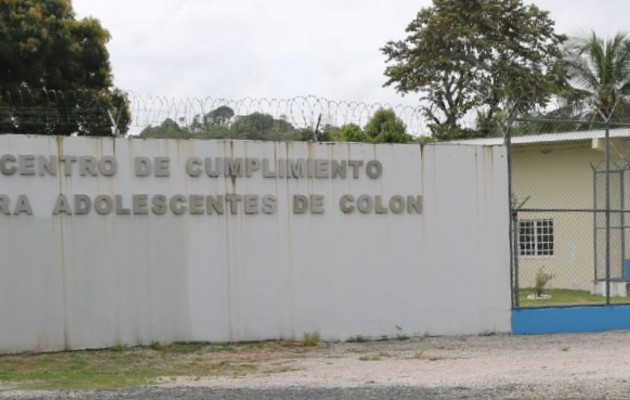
512;305;630;335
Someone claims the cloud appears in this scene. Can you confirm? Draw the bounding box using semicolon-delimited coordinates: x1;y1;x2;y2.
72;0;630;109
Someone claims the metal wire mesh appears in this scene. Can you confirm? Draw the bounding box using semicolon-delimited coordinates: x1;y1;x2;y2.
0;88;120;135
0;88;430;137
509;117;630;308
126;93;429;135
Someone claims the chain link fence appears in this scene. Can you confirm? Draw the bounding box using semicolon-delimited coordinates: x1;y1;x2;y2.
508;118;630;308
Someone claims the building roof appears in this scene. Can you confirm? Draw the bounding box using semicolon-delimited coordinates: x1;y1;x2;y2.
452;128;630;146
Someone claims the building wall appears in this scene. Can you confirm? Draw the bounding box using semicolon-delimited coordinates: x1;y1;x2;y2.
512;143;607;290
0;136;510;353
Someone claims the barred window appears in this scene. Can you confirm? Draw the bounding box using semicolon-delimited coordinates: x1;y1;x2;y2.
518;219;554;257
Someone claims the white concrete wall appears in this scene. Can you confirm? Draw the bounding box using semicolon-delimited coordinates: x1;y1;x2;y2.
0;136;511;353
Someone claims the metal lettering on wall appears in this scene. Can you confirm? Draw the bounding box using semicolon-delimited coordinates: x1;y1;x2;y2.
0;137;513;353
0;154;422;216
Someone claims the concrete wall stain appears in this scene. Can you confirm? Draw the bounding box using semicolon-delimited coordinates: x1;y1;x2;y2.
0;135;510;353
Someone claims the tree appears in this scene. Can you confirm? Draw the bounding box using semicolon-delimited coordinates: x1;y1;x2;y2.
382;0;565;139
329;109;412;143
364;108;413;143
331;124;370;143
555;32;630;125
0;0;130;136
230;112;297;141
205;106;234;127
189;106;235;137
138;119;190;139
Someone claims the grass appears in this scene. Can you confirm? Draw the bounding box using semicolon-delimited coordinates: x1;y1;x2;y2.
0;349;159;391
518;288;630;308
358;352;392;362
302;331;320;347
358;354;382;361
347;335;366;343
405;351;441;361
0;341;306;391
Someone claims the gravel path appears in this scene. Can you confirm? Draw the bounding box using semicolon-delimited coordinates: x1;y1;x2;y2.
3;331;630;399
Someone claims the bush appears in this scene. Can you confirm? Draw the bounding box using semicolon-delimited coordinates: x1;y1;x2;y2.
534;267;554;296
303;331;320;347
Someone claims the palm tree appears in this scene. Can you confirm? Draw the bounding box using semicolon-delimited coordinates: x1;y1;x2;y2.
557;32;630;125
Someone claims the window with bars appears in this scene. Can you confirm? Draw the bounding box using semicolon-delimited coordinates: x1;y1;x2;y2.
518;218;554;257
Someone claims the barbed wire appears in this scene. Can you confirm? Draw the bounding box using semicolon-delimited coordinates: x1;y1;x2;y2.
0;87;123;135
127;93;429;136
15;88;621;139
0;88;431;136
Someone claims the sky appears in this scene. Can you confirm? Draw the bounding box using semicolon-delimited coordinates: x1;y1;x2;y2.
71;0;630;113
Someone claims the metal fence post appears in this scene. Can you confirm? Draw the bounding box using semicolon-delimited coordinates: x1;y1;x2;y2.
605;121;611;305
505;118;518;308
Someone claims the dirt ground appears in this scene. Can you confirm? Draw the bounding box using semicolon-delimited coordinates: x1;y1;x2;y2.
162;331;630;390
3;331;630;399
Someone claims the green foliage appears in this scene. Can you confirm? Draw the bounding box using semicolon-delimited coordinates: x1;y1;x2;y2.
195;125;232;140
328;109;413;143
293;124;339;142
382;0;565;139
137;107;416;143
553;32;630;124
358;352;391;361
110;344;125;352
413;135;437;144
331;123;370;142
358;354;382;361
229;112;274;140
148;341;166;351
230;112;297;141
364;108;413;143
430;125;481;141
204;106;235;127
139;109;300;141
475;110;509;138
518;288;630;307
533;267;554;297
0;342;277;391
0;0;130;136
135;108;438;144
138;118;191;139
347;335;366;343
302;331;321;347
